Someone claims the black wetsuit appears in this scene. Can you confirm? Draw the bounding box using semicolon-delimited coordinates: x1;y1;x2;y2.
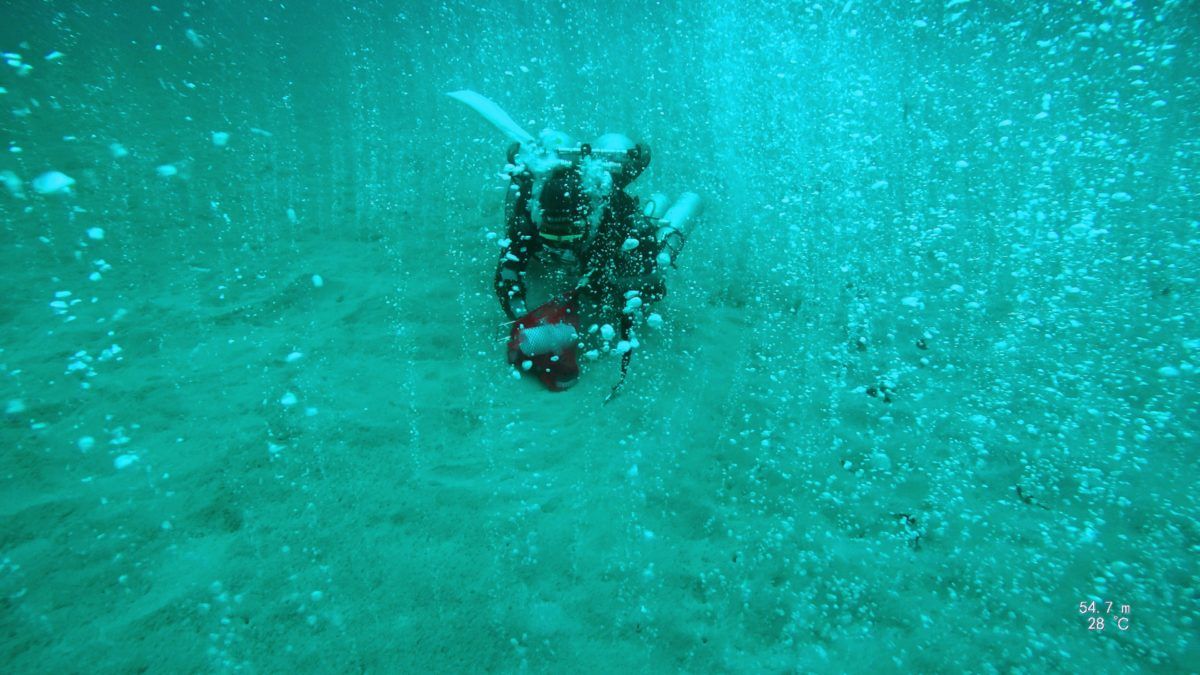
493;143;665;396
493;177;665;321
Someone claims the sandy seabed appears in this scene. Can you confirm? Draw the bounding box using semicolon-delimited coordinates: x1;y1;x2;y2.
2;191;1194;672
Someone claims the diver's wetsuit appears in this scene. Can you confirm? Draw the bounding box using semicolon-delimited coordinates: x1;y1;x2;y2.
495;140;658;321
493;182;666;321
493;142;667;395
494;167;540;320
577;191;666;309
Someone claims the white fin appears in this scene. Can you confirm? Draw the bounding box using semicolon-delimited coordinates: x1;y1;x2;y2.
446;90;534;145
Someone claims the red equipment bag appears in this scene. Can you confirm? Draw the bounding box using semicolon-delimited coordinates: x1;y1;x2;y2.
507;298;581;391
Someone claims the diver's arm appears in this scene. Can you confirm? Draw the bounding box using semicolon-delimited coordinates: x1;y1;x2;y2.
495;164;535;319
496;244;529;320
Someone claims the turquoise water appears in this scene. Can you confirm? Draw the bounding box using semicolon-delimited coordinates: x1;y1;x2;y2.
1;1;1197;672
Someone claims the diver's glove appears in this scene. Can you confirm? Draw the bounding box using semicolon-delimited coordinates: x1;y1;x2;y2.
630;142;651;171
504;142;534;187
615;142;651;188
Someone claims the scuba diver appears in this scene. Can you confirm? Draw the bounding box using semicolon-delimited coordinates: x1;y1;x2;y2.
495;135;658;320
448;90;700;397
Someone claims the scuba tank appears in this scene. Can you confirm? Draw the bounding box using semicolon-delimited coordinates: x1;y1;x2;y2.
653;192;703;266
642;192;670;219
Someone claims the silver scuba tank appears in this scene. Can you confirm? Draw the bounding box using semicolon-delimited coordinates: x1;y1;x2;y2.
642;192;670;219
654;192;702;266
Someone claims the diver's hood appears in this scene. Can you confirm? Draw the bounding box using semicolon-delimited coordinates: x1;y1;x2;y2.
537;167;589;242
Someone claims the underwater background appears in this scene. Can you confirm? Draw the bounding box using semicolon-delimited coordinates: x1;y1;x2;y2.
1;0;1197;672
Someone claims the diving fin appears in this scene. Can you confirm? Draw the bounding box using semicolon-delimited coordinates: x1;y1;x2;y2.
446;90;535;146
